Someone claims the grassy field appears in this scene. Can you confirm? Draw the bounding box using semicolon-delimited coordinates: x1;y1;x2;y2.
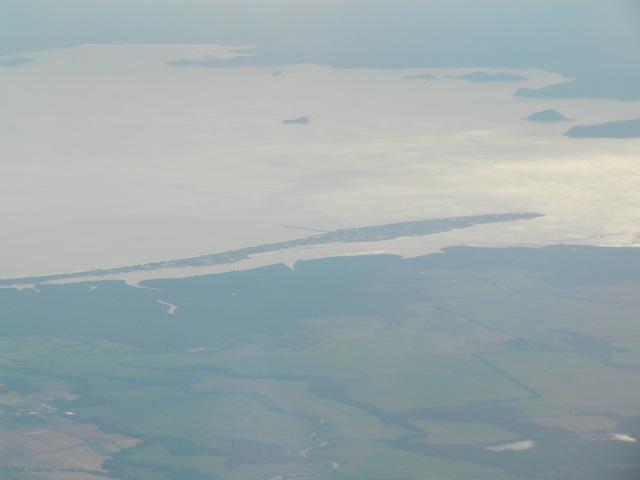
1;247;640;479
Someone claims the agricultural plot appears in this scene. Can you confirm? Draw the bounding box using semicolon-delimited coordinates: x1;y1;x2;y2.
1;247;639;479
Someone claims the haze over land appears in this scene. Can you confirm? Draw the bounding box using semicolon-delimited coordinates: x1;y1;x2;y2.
3;0;640;100
2;3;640;479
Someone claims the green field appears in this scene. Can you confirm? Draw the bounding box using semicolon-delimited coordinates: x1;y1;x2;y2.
1;246;640;479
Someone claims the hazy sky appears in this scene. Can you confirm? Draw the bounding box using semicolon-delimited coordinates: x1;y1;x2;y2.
3;1;639;102
2;1;639;71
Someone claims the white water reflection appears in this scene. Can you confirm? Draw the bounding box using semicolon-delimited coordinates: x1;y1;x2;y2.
2;44;640;278
608;433;637;443
486;440;535;452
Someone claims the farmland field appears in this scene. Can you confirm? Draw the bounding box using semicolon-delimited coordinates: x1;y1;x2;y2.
1;246;640;479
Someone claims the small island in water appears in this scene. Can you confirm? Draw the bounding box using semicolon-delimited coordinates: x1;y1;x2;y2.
526;109;570;123
283;116;310;125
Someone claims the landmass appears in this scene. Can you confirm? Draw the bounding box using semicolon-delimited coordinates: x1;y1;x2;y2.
1;245;639;479
448;71;528;82
565;118;640;139
0;57;34;67
0;213;542;286
515;75;640;101
526;109;570;123
283;116;310;125
166;54;255;68
403;73;436;81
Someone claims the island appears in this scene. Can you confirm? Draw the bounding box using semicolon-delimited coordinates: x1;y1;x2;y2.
526;109;570;123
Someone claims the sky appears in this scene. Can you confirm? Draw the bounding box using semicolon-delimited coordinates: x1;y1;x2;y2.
2;1;639;100
2;1;639;70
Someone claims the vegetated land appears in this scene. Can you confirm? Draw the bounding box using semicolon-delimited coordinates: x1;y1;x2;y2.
1;246;639;480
